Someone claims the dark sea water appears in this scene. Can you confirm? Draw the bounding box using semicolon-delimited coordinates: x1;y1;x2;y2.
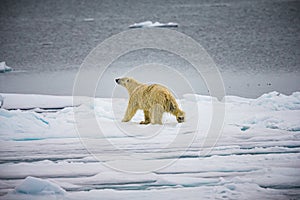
0;0;299;98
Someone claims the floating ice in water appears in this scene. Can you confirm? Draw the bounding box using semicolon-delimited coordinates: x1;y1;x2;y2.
129;21;178;28
0;62;12;73
83;18;95;22
14;176;65;195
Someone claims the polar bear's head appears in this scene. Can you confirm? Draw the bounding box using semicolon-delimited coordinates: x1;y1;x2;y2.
115;77;141;93
176;110;185;123
115;77;132;87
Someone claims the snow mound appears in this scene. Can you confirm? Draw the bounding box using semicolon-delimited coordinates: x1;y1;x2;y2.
0;108;49;138
0;61;12;73
242;112;300;132
252;91;300;111
14;176;65;195
129;21;178;28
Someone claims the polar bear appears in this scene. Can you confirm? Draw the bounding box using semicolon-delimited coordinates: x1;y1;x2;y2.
115;77;185;124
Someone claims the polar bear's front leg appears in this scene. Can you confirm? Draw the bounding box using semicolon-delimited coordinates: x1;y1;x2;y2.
140;110;151;124
122;101;138;122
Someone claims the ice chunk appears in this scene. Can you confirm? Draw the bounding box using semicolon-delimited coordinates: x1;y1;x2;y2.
0;61;12;73
14;176;65;195
83;18;95;22
129;21;178;28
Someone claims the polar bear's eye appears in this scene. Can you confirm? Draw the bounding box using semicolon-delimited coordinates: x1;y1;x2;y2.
126;79;129;82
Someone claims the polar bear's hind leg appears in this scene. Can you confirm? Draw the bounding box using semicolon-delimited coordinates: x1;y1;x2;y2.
150;104;164;125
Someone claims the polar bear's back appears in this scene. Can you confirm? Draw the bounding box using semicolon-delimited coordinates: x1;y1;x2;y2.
132;83;178;112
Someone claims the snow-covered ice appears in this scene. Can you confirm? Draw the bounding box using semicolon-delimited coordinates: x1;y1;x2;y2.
129;21;178;28
0;93;82;110
0;92;299;199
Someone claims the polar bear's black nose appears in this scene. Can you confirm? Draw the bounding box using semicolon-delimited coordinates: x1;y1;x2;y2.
177;116;184;123
115;78;120;84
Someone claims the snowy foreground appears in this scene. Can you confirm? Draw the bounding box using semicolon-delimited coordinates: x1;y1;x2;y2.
0;92;300;199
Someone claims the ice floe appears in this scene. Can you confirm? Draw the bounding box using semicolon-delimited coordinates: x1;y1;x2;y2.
0;62;12;73
129;21;178;28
